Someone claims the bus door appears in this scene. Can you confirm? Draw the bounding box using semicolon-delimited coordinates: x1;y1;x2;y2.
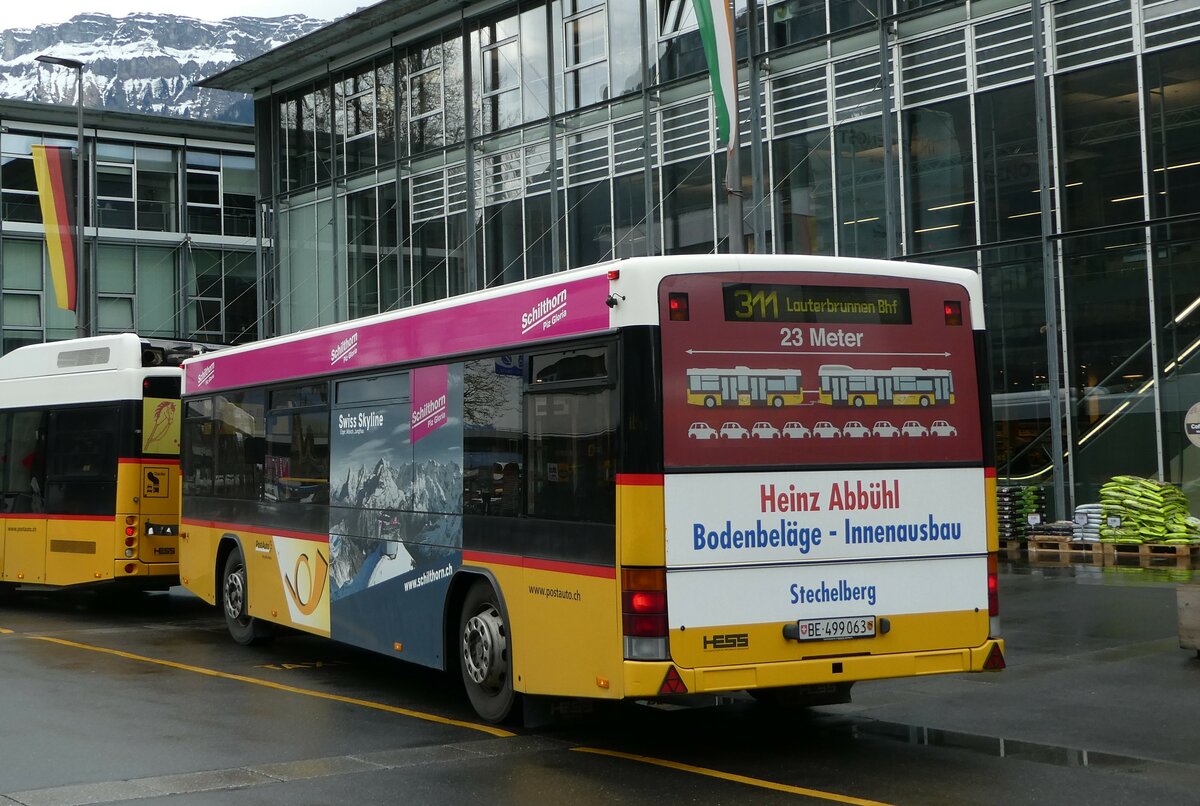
720;375;738;406
44;408;118;586
1;410;48;585
878;376;894;405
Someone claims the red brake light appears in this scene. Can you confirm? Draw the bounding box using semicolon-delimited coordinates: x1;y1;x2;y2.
622;567;667;639
668;293;690;321
987;554;1000;617
944;300;963;326
607;269;620;280
125;526;136;537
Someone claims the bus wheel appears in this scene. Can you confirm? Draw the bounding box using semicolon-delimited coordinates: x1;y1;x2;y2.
772;397;784;408
704;396;716;408
222;549;269;646
920;396;931;407
852;396;865;408
459;581;517;723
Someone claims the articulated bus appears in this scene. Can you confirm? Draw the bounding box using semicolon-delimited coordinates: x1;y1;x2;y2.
817;364;956;408
685;366;805;408
178;254;1004;723
0;334;209;592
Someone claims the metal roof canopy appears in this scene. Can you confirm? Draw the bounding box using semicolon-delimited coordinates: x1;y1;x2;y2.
196;0;466;96
0;98;253;143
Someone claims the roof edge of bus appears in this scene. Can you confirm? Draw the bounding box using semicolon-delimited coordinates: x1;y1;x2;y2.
181;255;985;368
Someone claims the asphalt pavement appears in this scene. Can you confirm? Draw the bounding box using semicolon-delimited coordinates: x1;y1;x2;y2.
828;560;1200;773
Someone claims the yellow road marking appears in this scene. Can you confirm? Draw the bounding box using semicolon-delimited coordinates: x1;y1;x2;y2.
30;635;515;738
572;747;893;805
0;627;13;634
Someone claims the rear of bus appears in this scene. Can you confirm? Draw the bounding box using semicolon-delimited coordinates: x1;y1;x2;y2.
627;262;1004;702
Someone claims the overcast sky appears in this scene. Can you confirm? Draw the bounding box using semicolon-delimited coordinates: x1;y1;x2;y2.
4;2;371;29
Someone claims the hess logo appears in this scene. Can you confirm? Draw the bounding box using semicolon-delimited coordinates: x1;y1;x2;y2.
703;633;749;650
284;549;329;616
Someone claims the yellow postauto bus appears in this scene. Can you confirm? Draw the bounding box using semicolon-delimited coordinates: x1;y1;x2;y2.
0;334;210;592
178;255;1004;723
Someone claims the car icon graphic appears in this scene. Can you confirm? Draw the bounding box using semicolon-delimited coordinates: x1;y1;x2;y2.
812;421;841;438
719;422;750;439
930;419;957;437
843;420;870;438
688;422;718;439
872;421;899;437
751;421;780;439
781;421;811;439
901;420;929;437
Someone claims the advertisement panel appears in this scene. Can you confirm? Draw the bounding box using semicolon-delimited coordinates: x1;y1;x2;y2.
659;271;982;468
664;468;987;567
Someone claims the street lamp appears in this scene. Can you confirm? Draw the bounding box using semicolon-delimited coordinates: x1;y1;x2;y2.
36;54;88;338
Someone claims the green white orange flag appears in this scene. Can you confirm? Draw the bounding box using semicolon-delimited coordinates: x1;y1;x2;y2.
691;0;737;149
31;144;78;311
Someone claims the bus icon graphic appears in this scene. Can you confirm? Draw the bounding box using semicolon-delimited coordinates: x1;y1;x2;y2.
686;366;804;408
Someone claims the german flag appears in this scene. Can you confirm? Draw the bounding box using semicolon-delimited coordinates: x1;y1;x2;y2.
31;144;78;311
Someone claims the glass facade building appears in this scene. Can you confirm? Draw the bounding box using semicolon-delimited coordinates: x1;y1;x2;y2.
0;100;260;354
201;0;1200;515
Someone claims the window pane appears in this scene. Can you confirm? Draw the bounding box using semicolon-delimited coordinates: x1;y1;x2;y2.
769;0;826;49
525;384;615;523
96;245;135;293
3;238;43;290
213;390;266;500
187;171;220;205
2;293;41;327
464;357;524;516
773;131;834;255
1057;60;1142;231
98;297;134;330
97;164;133;198
977;82;1041;243
835;118;888;258
1147;42;1200;219
905;98;976;254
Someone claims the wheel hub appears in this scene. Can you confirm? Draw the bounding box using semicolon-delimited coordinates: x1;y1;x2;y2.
224;567;246;622
462;605;507;689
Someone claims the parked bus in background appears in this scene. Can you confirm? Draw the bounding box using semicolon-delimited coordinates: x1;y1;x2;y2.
0;334;211;593
178;255;1004;723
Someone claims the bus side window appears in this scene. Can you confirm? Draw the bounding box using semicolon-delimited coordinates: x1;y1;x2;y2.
182;398;214;498
1;410;47;513
463;357;524;518
525;347;616;525
213;390;265;501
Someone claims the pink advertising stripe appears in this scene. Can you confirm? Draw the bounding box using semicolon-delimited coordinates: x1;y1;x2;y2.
188;274;612;392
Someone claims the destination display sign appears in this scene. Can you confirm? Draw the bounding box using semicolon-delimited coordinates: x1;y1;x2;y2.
722;282;912;325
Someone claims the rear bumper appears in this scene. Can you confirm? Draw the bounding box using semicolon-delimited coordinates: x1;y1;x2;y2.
623;638;1005;697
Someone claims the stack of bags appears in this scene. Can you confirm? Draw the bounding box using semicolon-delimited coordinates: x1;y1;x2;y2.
1073;503;1103;542
1098;475;1200;544
1029;520;1075;539
997;486;1046;541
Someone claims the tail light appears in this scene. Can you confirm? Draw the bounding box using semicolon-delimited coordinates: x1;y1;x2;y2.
667;293;690;321
623;567;668;660
987;553;999;617
944;300;963;326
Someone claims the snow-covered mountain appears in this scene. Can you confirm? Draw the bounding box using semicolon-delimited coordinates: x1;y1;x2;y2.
0;13;329;122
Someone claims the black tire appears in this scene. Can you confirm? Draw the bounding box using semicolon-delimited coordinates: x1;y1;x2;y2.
459;581;517;723
771;397;784;408
222;548;270;646
852;396;865;408
704;396;716;408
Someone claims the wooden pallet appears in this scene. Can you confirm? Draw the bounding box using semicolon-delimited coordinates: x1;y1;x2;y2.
999;538;1025;560
1102;542;1199;569
1026;536;1104;565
